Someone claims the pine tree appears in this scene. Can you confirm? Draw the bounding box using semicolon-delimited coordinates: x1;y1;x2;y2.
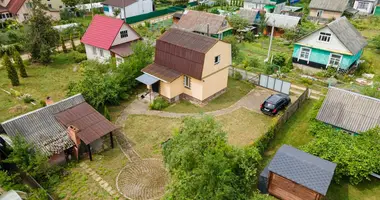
61;36;67;53
3;53;20;86
13;50;28;78
70;34;76;51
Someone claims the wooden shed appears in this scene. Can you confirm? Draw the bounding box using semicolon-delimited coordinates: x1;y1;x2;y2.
259;145;336;200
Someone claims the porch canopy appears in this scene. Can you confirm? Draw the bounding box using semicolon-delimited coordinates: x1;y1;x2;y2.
136;73;159;85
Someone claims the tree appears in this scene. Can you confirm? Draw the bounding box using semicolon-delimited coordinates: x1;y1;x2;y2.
61;36;67;53
113;8;121;17
163;116;262;199
228;15;249;31
61;0;79;7
222;36;239;59
373;34;380;50
70;34;76;51
2;53;19;86
13;50;28;77
25;0;59;63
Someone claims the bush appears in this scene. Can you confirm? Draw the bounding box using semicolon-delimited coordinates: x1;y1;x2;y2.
68;51;87;63
355;58;374;76
244;31;256;42
76;44;86;53
300;77;313;86
149;97;169;110
264;63;277;75
210;8;220;14
272;53;287;67
232;71;242;80
21;94;35;103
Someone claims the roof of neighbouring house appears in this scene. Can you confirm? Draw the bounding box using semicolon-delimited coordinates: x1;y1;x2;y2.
269;145;337;196
265;13;301;29
81;15;125;50
54;102;118;145
244;0;274;4
6;0;27;14
237;8;260;24
142;63;182;82
309;0;349;12
102;0;137;8
146;28;219;80
0;5;8;13
110;42;134;57
316;87;380;133
173;10;230;35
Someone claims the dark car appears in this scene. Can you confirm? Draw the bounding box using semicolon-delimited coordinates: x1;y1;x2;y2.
260;93;291;116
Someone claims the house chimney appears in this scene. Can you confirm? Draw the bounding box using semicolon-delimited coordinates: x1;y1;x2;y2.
67;125;81;146
45;96;54;105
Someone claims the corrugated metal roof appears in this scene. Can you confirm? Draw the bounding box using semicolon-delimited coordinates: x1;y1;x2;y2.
244;0;273;4
142;63;182;83
238;8;260;24
136;73;160;85
309;0;349;12
110;41;134;57
1;94;86;155
316;87;380;133
55;102;118;145
269;145;337;196
7;0;27;14
265;13;301;29
102;0;137;7
174;10;230;34
327;17;368;55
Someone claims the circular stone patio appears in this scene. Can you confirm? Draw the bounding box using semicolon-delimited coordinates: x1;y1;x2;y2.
116;159;168;200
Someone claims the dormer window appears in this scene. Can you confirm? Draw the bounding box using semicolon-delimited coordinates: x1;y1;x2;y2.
318;32;331;42
120;30;128;38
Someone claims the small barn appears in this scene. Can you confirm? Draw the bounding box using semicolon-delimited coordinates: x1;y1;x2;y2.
259;145;336;200
264;13;301;37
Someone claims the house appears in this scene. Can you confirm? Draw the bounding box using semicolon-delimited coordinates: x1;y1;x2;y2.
102;0;153;19
243;0;287;14
0;0;62;23
259;145;336;200
316;87;380;135
308;0;350;23
0;94;118;163
136;28;231;104
353;0;378;15
173;10;233;40
292;17;367;73
237;8;261;25
264;13;301;36
81;15;141;65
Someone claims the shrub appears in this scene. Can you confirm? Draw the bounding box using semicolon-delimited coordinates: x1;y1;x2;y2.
244;31;256;42
13;50;28;78
68;51;87;63
210;8;220;14
272;53;287;67
2;53;19;86
232;71;242;80
355;57;374;76
76;44;85;53
21;94;35;103
149;97;169;110
264;63;277;75
300;77;313;86
40;100;47;107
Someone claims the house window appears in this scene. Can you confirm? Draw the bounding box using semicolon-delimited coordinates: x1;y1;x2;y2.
316;10;323;17
48;4;52;8
299;47;311;61
184;75;191;89
214;55;221;64
59;5;62;9
120;30;128;38
357;2;369;10
25;2;32;8
318;32;331;42
100;49;104;57
329;54;342;67
92;46;96;55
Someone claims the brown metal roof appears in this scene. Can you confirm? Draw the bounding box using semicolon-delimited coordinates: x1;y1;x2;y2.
55;102;118;145
102;0;137;8
153;28;218;80
142;63;182;82
110;42;133;57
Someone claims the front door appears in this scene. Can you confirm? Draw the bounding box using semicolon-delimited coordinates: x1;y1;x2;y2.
152;81;160;93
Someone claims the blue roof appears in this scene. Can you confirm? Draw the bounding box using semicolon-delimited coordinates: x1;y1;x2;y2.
136;73;159;85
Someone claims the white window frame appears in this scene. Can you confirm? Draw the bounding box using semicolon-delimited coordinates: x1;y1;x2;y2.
184;75;191;89
357;2;369;10
120;30;128;38
214;55;221;65
99;49;104;57
298;47;311;63
328;53;343;68
92;46;96;55
318;32;332;43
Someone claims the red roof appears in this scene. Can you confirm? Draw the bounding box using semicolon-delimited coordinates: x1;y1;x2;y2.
81;15;125;50
7;0;27;14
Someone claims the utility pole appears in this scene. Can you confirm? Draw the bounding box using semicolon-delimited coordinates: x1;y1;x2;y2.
265;19;275;63
90;0;93;18
123;0;127;20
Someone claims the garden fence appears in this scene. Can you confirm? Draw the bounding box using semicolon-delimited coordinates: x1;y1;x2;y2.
125;5;186;24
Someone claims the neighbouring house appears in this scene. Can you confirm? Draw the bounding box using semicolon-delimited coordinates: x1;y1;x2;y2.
353;0;378;15
264;13;301;36
316;87;380;135
375;3;380;15
0;94;118;163
292;17;367;73
259;145;336;200
102;0;153;19
81;15;141;65
243;0;287;14
237;8;261;25
136;28;231;104
0;0;62;23
308;0;350;23
173;10;233;40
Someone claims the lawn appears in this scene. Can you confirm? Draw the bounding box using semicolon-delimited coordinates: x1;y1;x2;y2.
0;53;82;123
163;78;255;113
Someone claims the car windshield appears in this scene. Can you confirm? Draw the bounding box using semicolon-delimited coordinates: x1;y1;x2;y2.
264;102;275;109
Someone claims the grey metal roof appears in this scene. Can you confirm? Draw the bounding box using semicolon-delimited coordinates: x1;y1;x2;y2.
309;0;349;12
327;17;368;55
268;145;336;195
265;13;301;29
136;73;159;85
1;94;86;156
244;0;274;4
237;8;259;24
316;87;380;133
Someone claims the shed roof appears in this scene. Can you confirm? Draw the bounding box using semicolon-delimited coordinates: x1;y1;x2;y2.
237;8;260;24
174;10;230;34
265;13;301;29
136;73;159;85
142;63;182;82
316;87;380;133
269;145;336;196
102;0;137;7
110;42;134;57
309;0;349;12
81;15;124;50
1;95;86;155
55;102;118;145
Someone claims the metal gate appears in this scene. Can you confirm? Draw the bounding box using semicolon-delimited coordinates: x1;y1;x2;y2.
259;74;291;95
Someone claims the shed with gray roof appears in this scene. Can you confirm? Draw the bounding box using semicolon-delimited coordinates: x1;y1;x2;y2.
316;87;380;133
260;145;336;200
309;0;350;12
265;13;301;29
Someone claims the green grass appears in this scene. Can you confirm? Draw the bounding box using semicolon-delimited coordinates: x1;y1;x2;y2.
163;78;255;113
0;53;82;123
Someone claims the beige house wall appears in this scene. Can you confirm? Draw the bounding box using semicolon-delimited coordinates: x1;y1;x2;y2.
202;68;228;100
15;3;31;22
183;76;203;100
309;9;342;19
202;41;231;78
41;0;65;10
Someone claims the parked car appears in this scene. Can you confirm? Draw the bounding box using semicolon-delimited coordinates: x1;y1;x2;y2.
260;93;291;116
